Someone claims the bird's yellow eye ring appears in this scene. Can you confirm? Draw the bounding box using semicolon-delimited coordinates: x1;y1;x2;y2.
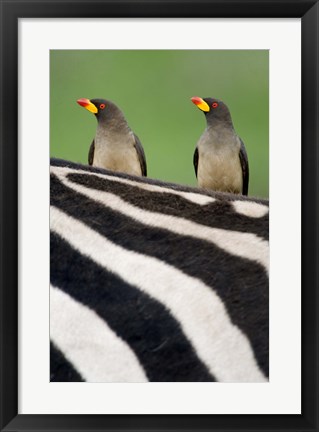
100;103;106;109
212;102;218;108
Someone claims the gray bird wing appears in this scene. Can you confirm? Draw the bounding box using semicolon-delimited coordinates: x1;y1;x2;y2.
239;138;249;196
88;139;95;166
193;147;199;178
133;133;147;177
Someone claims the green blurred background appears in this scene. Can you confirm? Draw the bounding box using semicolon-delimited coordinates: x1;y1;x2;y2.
50;50;268;198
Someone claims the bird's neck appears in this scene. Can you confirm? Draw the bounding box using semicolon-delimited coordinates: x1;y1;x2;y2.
207;117;234;131
203;121;237;150
95;119;132;151
97;116;131;136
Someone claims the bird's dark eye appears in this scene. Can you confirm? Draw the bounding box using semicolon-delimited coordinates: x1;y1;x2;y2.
100;103;106;109
212;102;218;108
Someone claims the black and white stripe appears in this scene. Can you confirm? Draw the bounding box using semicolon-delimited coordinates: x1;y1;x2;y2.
50;158;269;382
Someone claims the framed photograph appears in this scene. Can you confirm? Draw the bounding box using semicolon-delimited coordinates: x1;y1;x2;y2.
1;0;318;431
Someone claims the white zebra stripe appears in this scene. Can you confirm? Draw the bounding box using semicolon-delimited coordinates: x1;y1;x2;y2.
50;285;148;382
51;165;215;206
52;165;269;273
51;206;267;382
232;200;269;218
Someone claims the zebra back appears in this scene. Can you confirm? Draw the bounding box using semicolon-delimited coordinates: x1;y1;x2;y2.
50;158;269;383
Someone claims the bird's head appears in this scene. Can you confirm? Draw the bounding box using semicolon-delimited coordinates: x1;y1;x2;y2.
77;98;124;124
191;96;233;126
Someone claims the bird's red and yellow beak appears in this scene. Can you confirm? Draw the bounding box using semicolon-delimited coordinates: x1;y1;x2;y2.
77;98;98;114
191;96;210;112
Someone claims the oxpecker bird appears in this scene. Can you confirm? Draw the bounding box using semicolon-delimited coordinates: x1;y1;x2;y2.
77;98;147;177
191;97;249;195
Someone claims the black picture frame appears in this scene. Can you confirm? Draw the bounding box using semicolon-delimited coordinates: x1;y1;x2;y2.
1;1;318;431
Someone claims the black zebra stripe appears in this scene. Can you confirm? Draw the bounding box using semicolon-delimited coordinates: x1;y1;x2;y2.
67;171;268;241
50;342;84;382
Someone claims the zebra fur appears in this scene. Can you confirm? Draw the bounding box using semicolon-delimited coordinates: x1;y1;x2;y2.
50;158;269;383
